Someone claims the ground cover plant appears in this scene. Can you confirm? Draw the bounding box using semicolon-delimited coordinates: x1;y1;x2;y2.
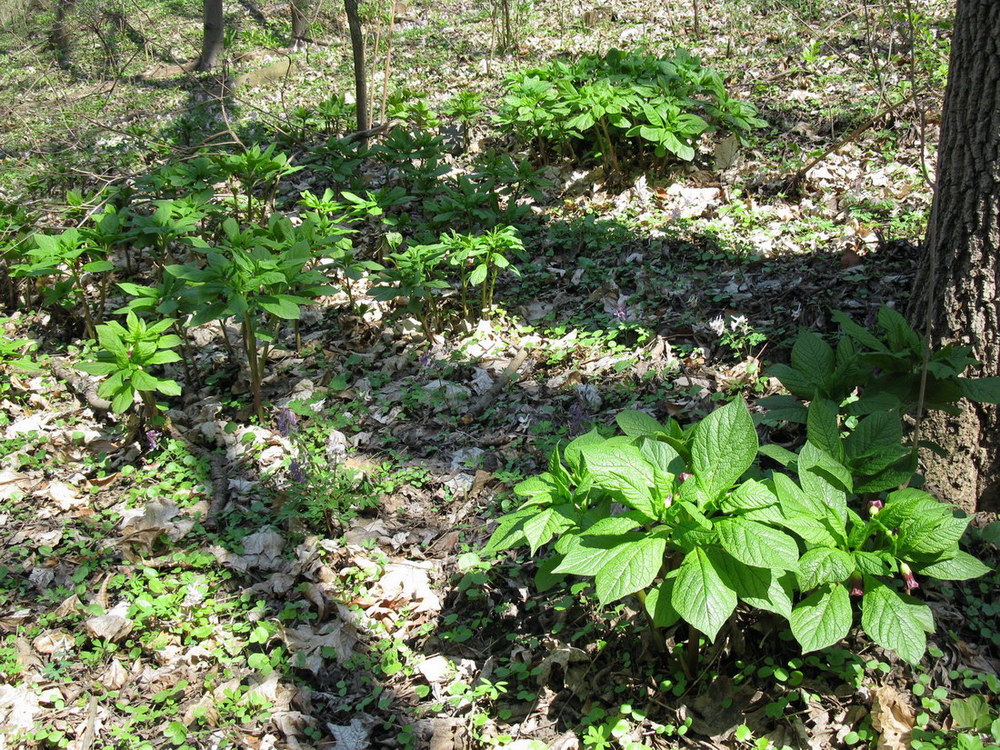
0;0;998;749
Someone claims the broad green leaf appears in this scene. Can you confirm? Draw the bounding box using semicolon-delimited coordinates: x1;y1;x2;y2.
259;296;301;320
645;578;681;628
861;578;931;665
845;412;902;459
671;547;737;641
758;444;799;467
789;583;852;654
147;350;181;365
777;516;842;548
564;429;604;472
534;556;566;593
797;547;855;590
110;386;135;414
580;444;658;519
719;478;777;512
716;518;799;571
832;310;886;351
915;551;991;581
555;533;640;577
713;551;793;618
76;361;117;376
523;506;575;554
797;442;849;525
616;410;664;437
853;551;891;576
806;397;843;462
691;398;758;503
950;696;993;732
639;438;684;477
513;473;564;505
156;379;182;397
767;363;815;399
130;370;159;391
957;377;1000;404
791;332;834;383
593;536;666;605
483;508;534;554
897;513;969;557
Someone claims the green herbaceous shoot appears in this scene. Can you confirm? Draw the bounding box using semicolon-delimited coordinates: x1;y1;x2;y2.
2;0;999;748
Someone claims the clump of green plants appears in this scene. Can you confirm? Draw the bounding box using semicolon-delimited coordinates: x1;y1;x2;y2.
484;309;997;668
372;225;526;338
497;49;766;172
77;312;182;439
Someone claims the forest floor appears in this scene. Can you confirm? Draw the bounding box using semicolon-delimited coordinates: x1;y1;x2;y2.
1;1;998;749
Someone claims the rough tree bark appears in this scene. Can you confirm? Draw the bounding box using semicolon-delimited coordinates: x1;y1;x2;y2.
197;0;224;71
290;0;309;49
343;0;369;143
908;0;1000;513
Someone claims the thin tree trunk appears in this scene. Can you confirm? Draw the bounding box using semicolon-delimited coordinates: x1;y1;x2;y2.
291;0;309;50
344;0;369;144
48;0;78;68
197;0;224;71
908;0;1000;513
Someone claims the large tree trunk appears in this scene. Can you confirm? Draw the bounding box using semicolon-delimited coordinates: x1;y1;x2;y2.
290;0;309;49
909;0;1000;513
197;0;224;71
344;0;369;142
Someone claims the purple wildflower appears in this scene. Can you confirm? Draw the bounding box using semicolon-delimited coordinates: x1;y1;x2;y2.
276;408;299;437
144;429;162;453
567;402;589;433
900;562;919;592
869;499;883;515
679;473;694;483
612;303;630;322
288;460;307;483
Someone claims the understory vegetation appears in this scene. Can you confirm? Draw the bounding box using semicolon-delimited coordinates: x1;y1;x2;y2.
0;0;998;749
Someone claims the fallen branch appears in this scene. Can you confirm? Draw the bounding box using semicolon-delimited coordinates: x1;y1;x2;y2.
460;347;529;425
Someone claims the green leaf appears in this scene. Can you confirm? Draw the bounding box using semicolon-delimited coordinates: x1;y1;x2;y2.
845;412;902;459
645;578;681;628
156;379;182;397
639;438;684;478
897;513;969;557
259;295;301;320
483;508;534;553
797;547;855;590
915;551;991;581
832;310;886;351
616;410;664;437
791;332;834;384
534;556;567;593
523;506;575;554
130;369;159;392
797;442;849;525
789;583;852;654
806;397;843;462
719;479;777;512
593;536;667;606
860;578;930;665
110;386;135;414
163;721;188;746
671;547;737;641
716;518;799;570
957;377;1000;404
580;444;658;519
691;398;758;502
713;551;793;618
77;361;117;376
950;696;993;732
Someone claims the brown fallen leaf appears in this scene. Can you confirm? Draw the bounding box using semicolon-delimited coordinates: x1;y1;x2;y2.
871;684;915;750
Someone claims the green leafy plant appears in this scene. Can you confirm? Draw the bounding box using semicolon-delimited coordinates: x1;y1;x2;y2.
77;312;182;438
371;235;450;340
217;144;302;225
497;49;766;172
12;227;115;338
166;216;332;420
485;397;991;666
444;225;525;320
